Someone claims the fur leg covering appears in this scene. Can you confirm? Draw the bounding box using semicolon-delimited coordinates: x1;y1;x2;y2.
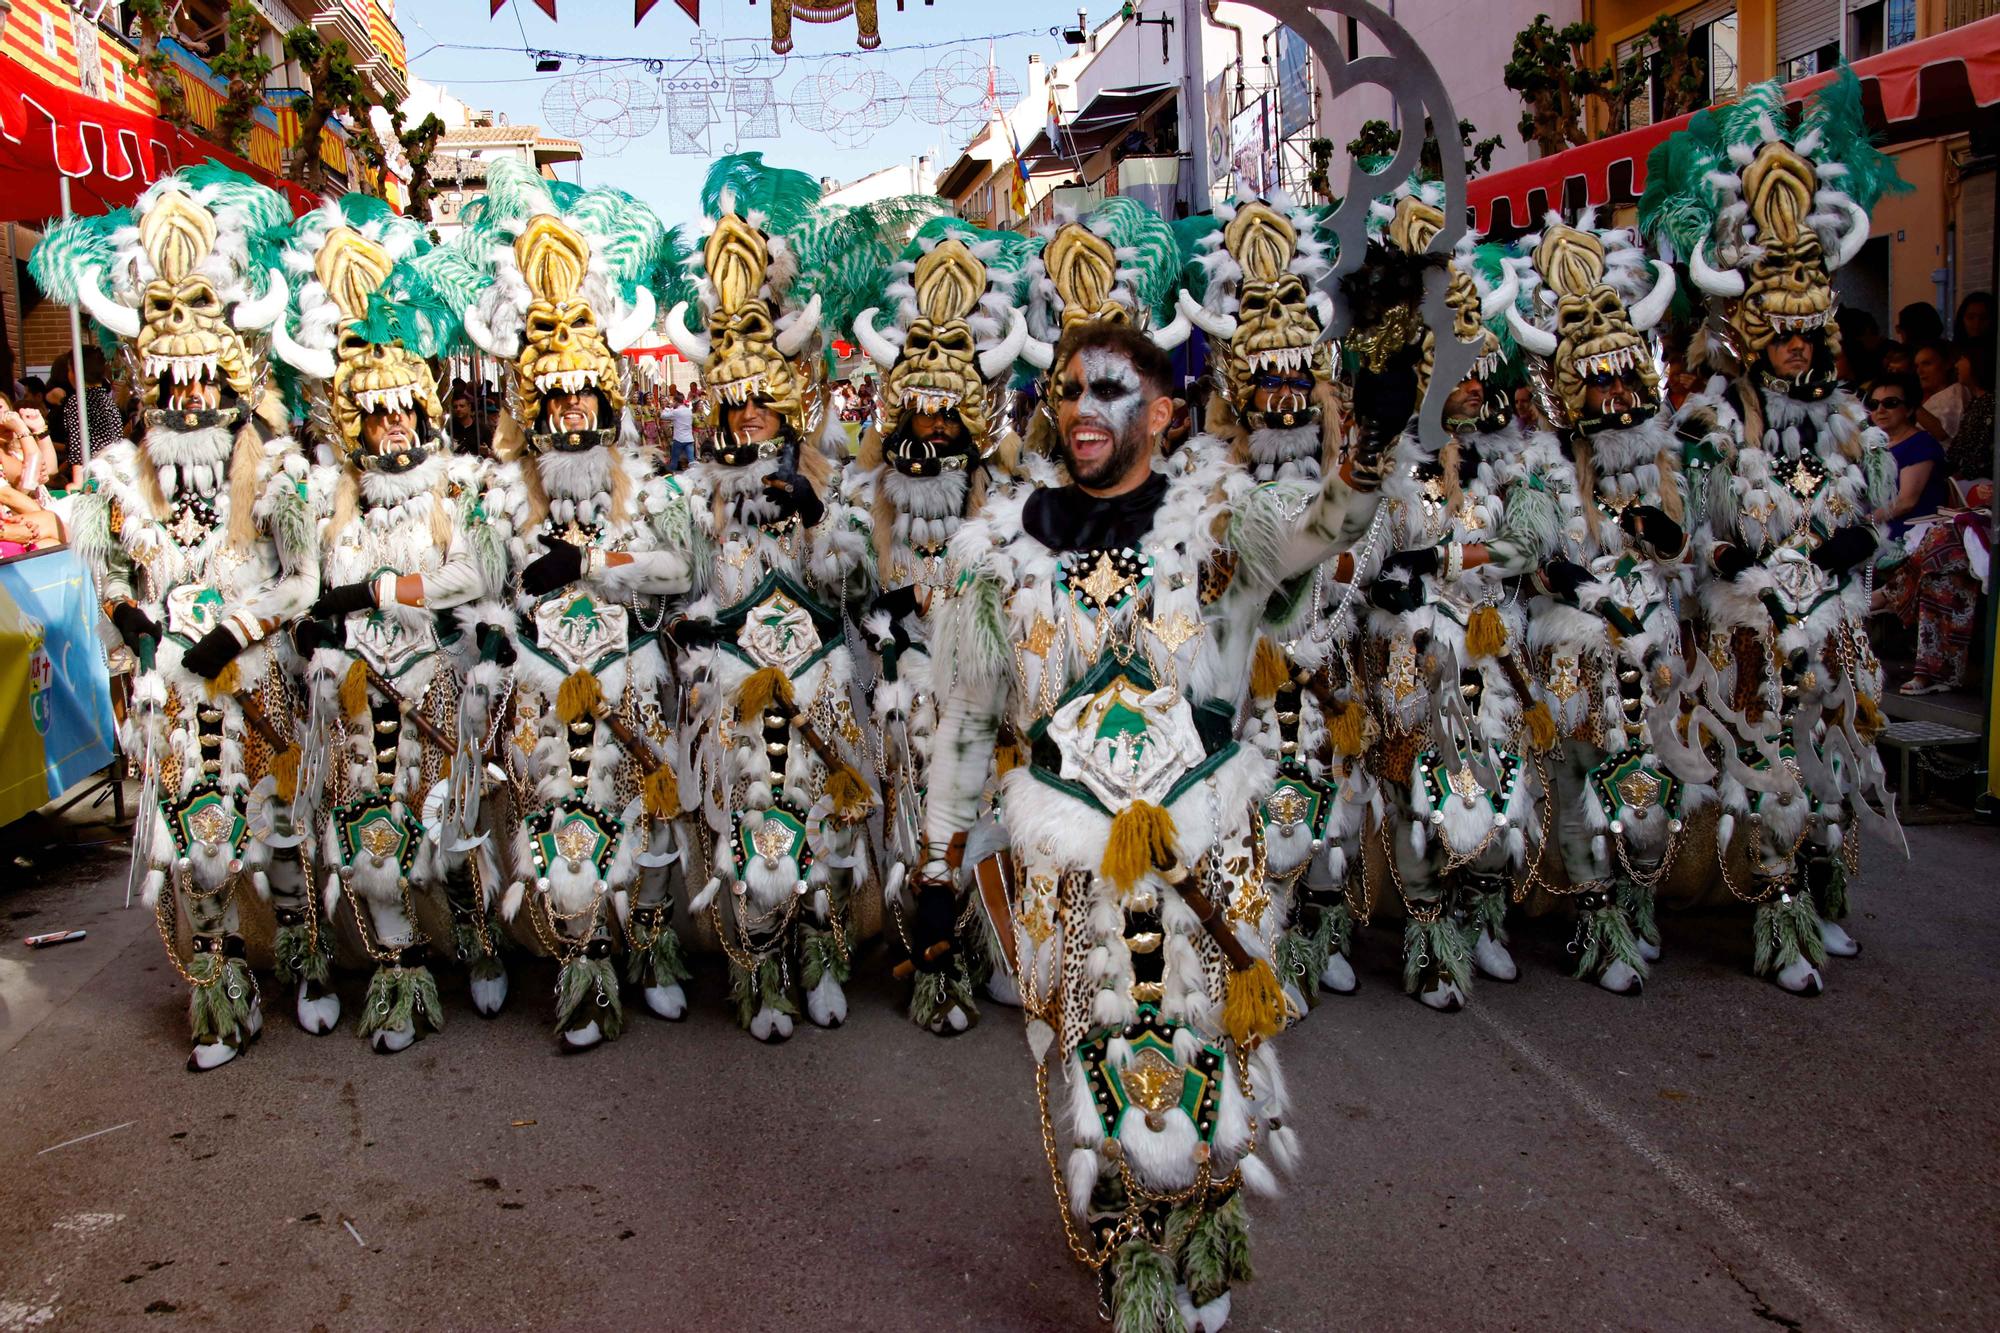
729;956;796;1031
1573;895;1647;983
357;964;446;1040
555;954;625;1039
1753;891;1828;977
1111;1238;1186;1333
1167;1193;1254;1310
187;953;258;1049
1401;916;1474;995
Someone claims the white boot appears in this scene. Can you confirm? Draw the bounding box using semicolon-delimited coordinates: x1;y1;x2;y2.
984;972;1021;1007
1191;1290;1232;1332
297;981;340;1034
370;1024;416;1054
748;1006;793;1043
933;1004;971;1034
560;1019;604;1050
805;974;848;1028
1774;957;1824;995
1418;979;1465;1012
469;971;508;1017
1636;936;1662;963
1320;952;1357;993
244;999;263;1040
186;1040;241;1072
1817;918;1860;957
643;981;687;1020
1597;959;1643;995
1472;929;1518;982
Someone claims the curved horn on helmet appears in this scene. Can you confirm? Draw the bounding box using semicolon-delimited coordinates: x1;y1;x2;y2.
1479;266;1519;322
230;268;288;332
1307;289;1336;341
1177;288;1238;341
1627;260;1677;331
773;292;822;358
1830;197;1870;271
606;285;657;353
1505;304;1559;358
270;319;336;380
1020;333;1055;371
77;270;140;339
1149;308;1191;351
1689;242;1746;298
851;307;900;370
979;306;1030;380
664;300;711;363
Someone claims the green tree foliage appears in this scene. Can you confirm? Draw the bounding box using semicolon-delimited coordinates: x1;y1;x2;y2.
394;108;447;222
210;1;273;157
129;0;191;131
1502;14;1648;155
1345;117;1505;179
281;26;363;196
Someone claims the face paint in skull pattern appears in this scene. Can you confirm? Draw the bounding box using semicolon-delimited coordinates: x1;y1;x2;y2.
1057;348;1156;490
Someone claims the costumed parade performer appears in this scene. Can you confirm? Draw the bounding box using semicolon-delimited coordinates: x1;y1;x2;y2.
272;196;507;1048
662;156;879;1042
459;159;696;1048
33;166;319;1069
846;216;1037;1034
1641;72;1907;994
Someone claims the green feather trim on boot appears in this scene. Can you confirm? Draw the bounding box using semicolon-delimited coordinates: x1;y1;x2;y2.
1401;916;1474;995
272;922;330;987
908;960;980;1032
555;954;625;1040
1110;1238;1186;1333
1806;852;1849;923
1467;884;1510;944
1275;913;1331;1000
358;964;446;1039
626;919;693;988
1573;900;1647;982
1326;895;1354;957
1753;892;1828;976
1168;1192;1253;1308
800;922;850;993
454;917;508;983
187;954;257;1048
1616;878;1661;949
729;956;796;1030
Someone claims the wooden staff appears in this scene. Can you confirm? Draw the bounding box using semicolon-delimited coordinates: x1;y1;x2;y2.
361;662;453;751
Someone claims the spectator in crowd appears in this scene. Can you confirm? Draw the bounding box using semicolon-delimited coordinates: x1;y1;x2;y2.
1865;370;1950;542
1513;382;1546;429
446;388;491;455
1896;300;1945;347
1952;290;1994;346
665;386;696;471
1914;339;1968;443
1879;341;1914;378
0;391;62;549
14;375;46;419
1836;307;1885;385
1876;363;1985;693
1946;345;1993;481
54;347;121;488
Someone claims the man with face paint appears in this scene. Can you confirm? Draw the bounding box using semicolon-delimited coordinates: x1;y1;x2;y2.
32;166;320;1071
919;320;1384;1331
845;218;1037;1036
1642;73;1905;996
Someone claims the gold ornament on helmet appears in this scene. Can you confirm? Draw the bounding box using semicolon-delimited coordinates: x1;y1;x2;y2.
1218;202;1330;409
133;192;258;404
512;215;626;435
1533;224;1665;426
315;227;444;461
1734;145;1838;358
882;239;995;447
699;211;807;437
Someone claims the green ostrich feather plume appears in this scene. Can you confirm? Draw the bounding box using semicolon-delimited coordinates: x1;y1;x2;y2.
27;208;126;305
180;162;293;279
1172;214;1222;301
1638;119;1725;259
1800;65;1909;211
1088;195;1183;328
655;223;699;319
562;181;667;300
793;194;947;350
700;151;823;232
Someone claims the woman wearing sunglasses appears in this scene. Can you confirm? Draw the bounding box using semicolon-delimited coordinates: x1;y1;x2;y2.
1864;371;1950;541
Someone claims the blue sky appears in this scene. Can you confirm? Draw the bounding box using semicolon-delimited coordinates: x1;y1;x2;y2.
398;0;1091;228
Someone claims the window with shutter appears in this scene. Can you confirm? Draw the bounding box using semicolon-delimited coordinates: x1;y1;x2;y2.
1778;0;1842;65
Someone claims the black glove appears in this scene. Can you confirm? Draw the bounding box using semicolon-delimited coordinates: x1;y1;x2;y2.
1380;545;1443;581
1712;542;1755;581
1620;504;1685;558
1368;572;1427;614
665;616;719;653
520;533;585;596
290;617;337;657
763;468;826;528
1535;558;1592;602
182;624;245;680
1810;524;1878;575
109;601;160;656
309;580;377;620
869;585;920;653
476;621;517;667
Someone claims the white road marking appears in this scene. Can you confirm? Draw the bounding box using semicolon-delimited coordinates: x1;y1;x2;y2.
35;1122;135;1156
1474;1007;1880;1333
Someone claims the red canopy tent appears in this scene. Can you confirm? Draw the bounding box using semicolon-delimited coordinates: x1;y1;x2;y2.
1468;14;2000;235
0;56;316;225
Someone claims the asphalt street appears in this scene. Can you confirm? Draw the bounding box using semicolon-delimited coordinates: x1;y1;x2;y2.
1;819;1996;1331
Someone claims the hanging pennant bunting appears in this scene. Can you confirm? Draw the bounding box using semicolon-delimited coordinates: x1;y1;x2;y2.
635;0;700;23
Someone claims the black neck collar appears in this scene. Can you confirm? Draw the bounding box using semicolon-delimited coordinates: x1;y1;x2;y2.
1023;469;1172;553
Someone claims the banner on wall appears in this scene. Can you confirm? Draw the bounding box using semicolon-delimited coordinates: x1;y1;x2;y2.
1231;96;1270;197
0;547;117;827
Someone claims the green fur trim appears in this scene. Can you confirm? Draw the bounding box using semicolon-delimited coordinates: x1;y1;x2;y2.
1753;892;1827;976
625;920;693;987
554;954;625;1039
465;511;508;601
908;961;980;1032
265;478;317;576
68;487;116;573
1275;910;1334;1000
1169;1192;1253;1307
272;922;331;987
1502;474;1562;568
1402;915;1474;995
1615;878;1661;949
1228;482;1299;590
1467;883;1510;945
451;918;507;979
965;911;1000;990
1111;1239;1186;1333
1810;854;1849;922
1861;445;1897;513
187;954;257;1047
729;955;796;1030
1574;899;1647;982
800;920;850;992
1326;895;1354;957
931;572;1010;693
358;964;446;1039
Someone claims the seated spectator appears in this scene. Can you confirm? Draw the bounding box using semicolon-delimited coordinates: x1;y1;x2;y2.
1914;339;1968;443
1946;345;1993;481
0;391;62;549
1865;372;1950;542
1896;300;1945;347
1836;308;1885;385
54;347;123;488
1879;341;1913;378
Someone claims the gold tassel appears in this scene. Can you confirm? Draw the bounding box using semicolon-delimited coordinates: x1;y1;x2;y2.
1464;605;1507;659
1522;699;1558;753
643;764;682;818
206;661;242;700
994;741;1022;775
338;660;369;718
269;746;300;804
823;764;874;822
1327;699;1366;757
1222;958;1289;1048
1101;800;1177;892
556;669;602;724
737;666;795;720
1855;692;1884;741
1250;637;1291;702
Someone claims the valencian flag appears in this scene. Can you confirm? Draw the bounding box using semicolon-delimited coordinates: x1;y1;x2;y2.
0;549;117;826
